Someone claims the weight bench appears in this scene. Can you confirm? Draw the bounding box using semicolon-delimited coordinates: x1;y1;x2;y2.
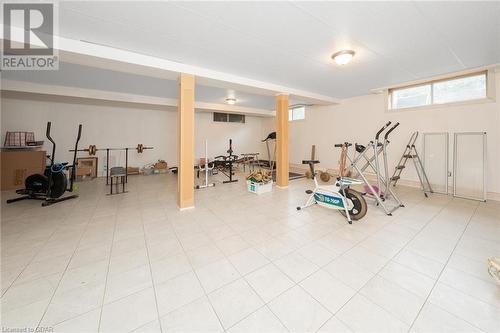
109;167;127;195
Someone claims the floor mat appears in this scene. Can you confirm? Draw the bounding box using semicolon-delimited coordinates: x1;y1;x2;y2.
271;171;305;181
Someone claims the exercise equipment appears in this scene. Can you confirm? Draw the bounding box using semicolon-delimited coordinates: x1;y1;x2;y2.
7;122;82;206
70;144;154;185
74;144;152;156
213;139;238;184
344;122;404;215
195;140;215;189
238;153;260;172
109;167;127;195
262;132;276;170
297;143;367;224
391;132;433;197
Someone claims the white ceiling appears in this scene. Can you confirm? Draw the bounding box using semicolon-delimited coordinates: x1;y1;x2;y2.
4;62;308;110
49;1;500;99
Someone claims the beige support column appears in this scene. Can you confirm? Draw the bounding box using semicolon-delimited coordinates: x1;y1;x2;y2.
177;73;195;209
275;94;289;188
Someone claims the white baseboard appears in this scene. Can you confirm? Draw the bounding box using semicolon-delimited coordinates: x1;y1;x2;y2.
289;163;500;202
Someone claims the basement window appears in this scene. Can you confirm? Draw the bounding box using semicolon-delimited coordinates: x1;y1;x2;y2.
389;71;487;110
289;106;305;121
213;112;245;123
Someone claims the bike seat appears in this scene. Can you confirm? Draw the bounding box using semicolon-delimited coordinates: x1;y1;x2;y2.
305;190;313;194
302;160;320;165
355;144;365;153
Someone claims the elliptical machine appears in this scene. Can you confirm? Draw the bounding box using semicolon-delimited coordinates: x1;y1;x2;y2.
343;122;404;216
6;122;82;206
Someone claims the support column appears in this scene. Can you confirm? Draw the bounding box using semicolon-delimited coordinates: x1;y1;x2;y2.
275;94;289;188
177;73;195;209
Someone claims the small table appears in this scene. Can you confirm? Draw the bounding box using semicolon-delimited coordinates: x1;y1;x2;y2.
109;167;126;195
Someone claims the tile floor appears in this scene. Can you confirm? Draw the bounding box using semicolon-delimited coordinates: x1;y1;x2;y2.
1;172;499;333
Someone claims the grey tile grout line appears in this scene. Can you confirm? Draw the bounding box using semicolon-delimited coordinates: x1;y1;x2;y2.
177;202;295;332
225;215;386;330
339;199;486;333
139;208;166;332
406;201;486;333
313;196;449;332
196;193;416;330
6;191;487;331
0;195;386;288
1;210;73;298
167;213;228;333
210;233;292;332
222;200;420;332
36;201;392;331
35;202;97;330
96;205;120;333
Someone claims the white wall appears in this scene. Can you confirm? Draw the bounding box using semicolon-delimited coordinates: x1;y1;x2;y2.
1;95;269;176
263;72;500;196
194;112;267;161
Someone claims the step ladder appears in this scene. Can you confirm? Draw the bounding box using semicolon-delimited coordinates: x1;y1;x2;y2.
390;132;433;197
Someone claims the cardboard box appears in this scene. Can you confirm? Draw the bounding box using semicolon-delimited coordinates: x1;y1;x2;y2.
1;150;46;190
77;157;98;179
127;167;140;175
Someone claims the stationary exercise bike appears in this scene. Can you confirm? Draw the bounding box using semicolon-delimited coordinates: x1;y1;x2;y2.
297;144;367;224
6;122;82;206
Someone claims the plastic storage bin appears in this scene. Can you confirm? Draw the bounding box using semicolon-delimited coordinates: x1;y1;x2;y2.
247;180;272;194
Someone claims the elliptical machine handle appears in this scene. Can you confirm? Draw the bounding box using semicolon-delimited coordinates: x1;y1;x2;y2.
46;122;55;145
384;122;400;140
46;122;56;166
45;122;56;198
375;121;392;140
69;124;83;192
76;124;82;142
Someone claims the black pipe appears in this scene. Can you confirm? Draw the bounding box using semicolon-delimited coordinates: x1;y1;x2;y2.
125;148;129;183
106;148;110;185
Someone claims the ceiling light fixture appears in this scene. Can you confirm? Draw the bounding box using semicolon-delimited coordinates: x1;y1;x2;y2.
225;98;237;105
331;50;355;65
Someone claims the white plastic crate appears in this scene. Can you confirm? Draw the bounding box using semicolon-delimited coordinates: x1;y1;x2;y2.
247;180;272;194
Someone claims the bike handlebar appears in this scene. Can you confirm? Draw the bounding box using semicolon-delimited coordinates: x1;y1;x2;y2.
375;121;392;140
384;122;400;140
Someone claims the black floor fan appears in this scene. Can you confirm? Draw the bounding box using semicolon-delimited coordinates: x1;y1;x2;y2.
6;122;82;206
